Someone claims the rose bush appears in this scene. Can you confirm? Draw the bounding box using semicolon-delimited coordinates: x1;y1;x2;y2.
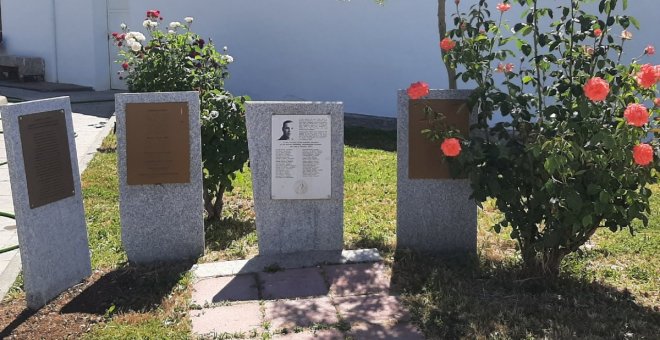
411;0;659;275
113;11;249;221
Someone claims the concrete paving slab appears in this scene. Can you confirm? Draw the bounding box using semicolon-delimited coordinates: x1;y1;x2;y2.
349;321;425;339
190;302;262;336
193;248;382;278
265;297;338;330
274;329;345;339
334;294;411;324
192;274;259;306
324;262;391;296
260;267;329;300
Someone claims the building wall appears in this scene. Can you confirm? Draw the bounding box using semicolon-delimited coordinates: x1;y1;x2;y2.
1;0;658;117
0;0;58;82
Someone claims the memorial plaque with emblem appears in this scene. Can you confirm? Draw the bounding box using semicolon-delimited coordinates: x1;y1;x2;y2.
271;114;332;199
408;99;470;179
19;110;75;209
126;102;190;185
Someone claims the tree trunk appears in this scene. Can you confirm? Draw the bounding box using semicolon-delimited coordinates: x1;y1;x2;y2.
203;184;226;222
522;248;568;277
212;185;226;221
438;0;457;90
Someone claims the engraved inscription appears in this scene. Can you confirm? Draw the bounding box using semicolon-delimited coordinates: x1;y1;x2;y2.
19;110;75;209
126;102;190;185
271;114;332;199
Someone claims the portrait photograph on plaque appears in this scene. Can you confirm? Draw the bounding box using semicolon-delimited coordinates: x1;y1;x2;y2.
125;102;191;185
271;114;332;200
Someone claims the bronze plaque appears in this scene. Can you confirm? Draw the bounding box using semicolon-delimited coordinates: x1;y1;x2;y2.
408;99;470;179
126;102;190;185
19;110;75;209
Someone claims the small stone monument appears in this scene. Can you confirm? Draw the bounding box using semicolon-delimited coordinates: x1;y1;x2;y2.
397;89;477;253
245;102;344;255
0;96;91;309
115;92;203;264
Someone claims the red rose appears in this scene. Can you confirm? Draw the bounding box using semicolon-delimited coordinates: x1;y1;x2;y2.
623;103;649;127
146;9;160;19
583;77;610;102
441;138;462;157
407;82;430;100
645;45;655;56
496;3;512;12
654;98;660;107
636;64;659;89
594;28;602;37
633;144;654;166
440;38;456;52
122;62;129;70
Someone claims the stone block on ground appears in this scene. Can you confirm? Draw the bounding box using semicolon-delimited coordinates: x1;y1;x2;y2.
190;302;262;336
192;274;259;306
115;92;203;264
274;329;345;339
265;297;339;330
349;321;425;340
245;102;344;255
0;96;91;309
397;89;477;254
334;294;411;324
324;262;391;296
259;267;329;300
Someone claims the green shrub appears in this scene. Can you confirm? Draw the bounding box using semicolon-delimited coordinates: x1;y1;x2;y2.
113;12;249;220
412;0;659;275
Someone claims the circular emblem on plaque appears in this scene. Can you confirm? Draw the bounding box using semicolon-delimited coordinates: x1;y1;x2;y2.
294;180;308;195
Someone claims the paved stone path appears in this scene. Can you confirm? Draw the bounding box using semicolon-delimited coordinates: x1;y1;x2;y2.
190;262;425;339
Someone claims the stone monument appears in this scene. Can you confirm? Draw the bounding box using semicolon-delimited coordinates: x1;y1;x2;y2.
115;92;203;264
397;89;477;253
0;96;91;309
245;102;344;255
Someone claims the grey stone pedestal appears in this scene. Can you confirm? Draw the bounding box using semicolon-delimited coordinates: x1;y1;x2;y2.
396;89;477;254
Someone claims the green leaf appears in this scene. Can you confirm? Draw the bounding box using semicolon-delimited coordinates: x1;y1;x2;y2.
630;16;640;30
582;215;593;227
523;75;534;84
599;191;611;203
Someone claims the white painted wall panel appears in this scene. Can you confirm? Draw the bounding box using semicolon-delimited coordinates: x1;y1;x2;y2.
1;0;658;116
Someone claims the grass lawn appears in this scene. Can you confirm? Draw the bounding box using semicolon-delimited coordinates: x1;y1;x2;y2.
1;126;658;339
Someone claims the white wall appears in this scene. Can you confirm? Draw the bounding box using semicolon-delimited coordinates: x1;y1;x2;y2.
124;0;446;117
1;0;658;117
1;0;109;89
54;0;109;90
0;0;57;82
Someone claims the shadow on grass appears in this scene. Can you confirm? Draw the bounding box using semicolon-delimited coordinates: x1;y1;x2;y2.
344;127;397;152
60;262;192;315
204;216;256;252
390;250;660;339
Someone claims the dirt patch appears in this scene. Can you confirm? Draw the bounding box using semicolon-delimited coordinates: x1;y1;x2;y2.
0;263;192;339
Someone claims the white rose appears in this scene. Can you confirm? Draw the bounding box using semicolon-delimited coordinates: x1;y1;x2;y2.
149;21;158;28
143;20;151;28
131;42;142;52
184;17;194;24
120;23;127;30
126;37;136;46
169;22;182;29
223;46;228;51
223;55;234;63
134;32;146;41
168;30;175;34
